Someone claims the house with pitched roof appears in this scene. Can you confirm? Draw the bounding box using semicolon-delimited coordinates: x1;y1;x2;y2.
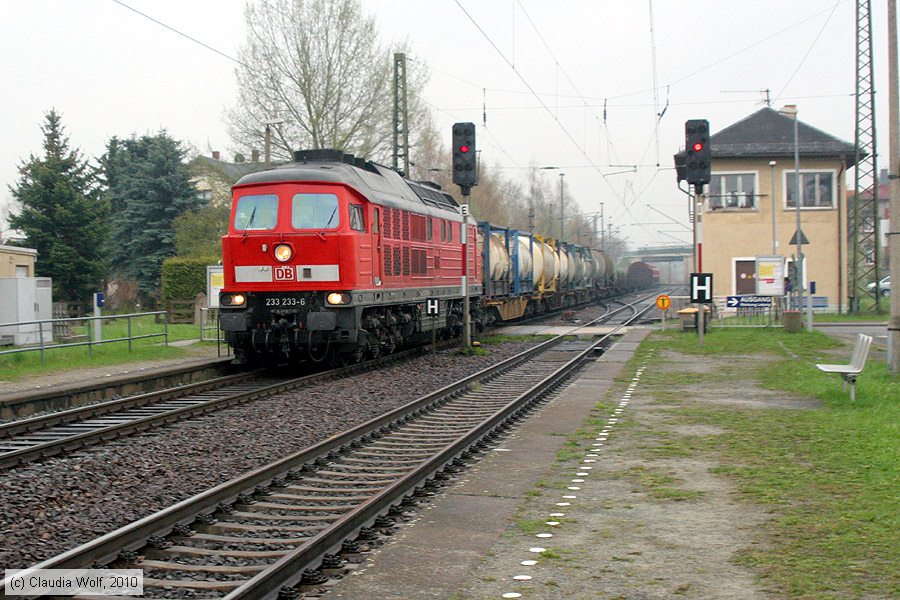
703;106;857;311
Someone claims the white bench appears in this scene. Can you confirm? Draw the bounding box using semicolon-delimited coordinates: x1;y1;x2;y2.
816;333;872;401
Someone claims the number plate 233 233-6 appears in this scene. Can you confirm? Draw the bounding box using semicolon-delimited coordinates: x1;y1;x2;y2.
265;297;305;307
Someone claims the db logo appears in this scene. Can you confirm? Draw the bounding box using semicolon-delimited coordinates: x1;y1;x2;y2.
274;265;296;281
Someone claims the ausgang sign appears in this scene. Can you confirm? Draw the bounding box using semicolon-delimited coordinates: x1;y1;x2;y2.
726;295;773;308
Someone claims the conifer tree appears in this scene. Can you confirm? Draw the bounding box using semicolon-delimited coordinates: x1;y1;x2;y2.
8;110;108;305
102;133;199;301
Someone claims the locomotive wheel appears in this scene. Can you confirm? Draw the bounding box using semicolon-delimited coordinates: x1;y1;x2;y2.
349;345;365;363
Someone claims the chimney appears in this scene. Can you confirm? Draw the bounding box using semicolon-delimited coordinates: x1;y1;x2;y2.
212;150;220;160
251;149;260;163
779;104;798;119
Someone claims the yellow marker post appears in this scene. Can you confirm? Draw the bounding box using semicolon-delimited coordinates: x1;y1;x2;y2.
656;294;671;329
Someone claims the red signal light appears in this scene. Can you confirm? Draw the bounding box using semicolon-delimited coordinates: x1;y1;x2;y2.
459;145;470;153
692;142;703;152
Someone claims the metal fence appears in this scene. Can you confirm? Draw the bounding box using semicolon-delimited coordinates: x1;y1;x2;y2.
199;308;230;358
0;311;169;364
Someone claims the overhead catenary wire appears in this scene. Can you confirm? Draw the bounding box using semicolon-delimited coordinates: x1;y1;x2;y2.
452;0;641;230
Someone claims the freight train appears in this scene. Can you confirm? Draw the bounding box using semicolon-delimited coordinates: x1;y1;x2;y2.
218;150;618;365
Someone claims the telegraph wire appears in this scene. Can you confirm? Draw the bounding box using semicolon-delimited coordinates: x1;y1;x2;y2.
452;0;637;224
773;0;842;105
111;0;246;68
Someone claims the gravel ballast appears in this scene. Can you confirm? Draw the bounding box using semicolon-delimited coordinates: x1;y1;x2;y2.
0;341;537;570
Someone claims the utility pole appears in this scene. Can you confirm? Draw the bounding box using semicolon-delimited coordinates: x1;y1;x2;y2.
559;173;566;241
770;160;778;254
263;118;285;168
888;0;899;372
852;0;881;312
600;203;605;250
392;52;410;176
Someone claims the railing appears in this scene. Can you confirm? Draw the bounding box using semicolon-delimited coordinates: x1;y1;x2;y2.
0;311;169;364
199;308;230;357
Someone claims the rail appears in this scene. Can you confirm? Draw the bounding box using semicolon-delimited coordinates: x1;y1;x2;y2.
2;296;654;598
0;311;169;364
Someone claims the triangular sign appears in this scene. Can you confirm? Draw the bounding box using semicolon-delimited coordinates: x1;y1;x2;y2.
789;228;810;245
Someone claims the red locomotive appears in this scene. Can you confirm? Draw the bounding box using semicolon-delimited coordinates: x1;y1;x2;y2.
220;150;482;364
219;150;618;365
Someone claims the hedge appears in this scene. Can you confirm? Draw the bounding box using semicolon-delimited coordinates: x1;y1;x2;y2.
161;256;218;301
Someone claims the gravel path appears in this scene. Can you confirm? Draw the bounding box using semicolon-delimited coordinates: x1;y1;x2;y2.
0;341;536;570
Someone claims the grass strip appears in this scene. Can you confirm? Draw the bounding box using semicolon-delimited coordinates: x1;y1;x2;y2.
641;328;898;598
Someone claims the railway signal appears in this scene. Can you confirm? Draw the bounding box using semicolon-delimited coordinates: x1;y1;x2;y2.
684;119;711;187
452;122;477;190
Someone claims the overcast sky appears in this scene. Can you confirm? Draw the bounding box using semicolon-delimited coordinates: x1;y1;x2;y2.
0;0;891;249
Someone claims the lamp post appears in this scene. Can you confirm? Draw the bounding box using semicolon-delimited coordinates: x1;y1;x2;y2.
559;173;566;241
769;160;778;255
263;118;285;168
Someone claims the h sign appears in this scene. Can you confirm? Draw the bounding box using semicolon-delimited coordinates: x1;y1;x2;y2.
426;298;440;316
691;273;713;304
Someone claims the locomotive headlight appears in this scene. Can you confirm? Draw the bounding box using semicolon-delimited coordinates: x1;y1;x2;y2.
221;293;246;307
274;244;293;262
326;292;351;305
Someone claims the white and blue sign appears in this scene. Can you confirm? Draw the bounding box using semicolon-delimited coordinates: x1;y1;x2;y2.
726;295;773;308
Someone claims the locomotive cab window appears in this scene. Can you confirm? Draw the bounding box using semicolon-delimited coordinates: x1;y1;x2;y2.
234;194;278;231
349;204;366;232
292;193;340;229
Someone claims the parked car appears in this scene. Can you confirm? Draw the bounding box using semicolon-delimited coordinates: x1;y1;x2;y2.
866;275;890;296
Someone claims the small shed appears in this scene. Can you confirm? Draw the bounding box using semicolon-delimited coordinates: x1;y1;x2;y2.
0;245;37;278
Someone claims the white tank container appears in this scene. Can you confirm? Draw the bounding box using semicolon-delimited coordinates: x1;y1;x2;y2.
532;240;544;285
571;250;585;285
591;249;609;284
558;247;570;286
515;236;533;282
542;241;558;286
488;233;510;281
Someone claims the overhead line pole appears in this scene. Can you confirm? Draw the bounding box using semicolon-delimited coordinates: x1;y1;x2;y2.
888;0;899;373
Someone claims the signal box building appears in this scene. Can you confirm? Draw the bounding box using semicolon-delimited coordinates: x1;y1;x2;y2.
703;106;857;311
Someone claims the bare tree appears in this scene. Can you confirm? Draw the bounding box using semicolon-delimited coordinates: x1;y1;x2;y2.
227;0;430;163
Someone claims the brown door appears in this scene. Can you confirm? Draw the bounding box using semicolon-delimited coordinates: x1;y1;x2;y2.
735;260;756;295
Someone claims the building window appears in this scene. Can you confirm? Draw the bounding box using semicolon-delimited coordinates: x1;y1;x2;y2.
708;173;757;210
786;171;834;208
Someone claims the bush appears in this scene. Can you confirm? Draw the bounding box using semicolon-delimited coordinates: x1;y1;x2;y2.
161;256;218;302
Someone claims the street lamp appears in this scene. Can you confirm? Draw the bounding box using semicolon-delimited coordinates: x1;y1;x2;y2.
538;166;565;240
559;173;566;241
769;160;778;255
263;118;285;168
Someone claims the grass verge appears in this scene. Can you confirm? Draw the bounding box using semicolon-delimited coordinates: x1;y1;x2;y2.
0;318;214;382
642;328;898;598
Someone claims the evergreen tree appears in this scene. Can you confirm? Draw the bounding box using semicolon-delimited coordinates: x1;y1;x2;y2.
103;132;199;300
8;110;108;304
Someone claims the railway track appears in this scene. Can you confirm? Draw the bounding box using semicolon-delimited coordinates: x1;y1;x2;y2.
0;345;440;471
2;295;654;599
0;292;649;472
0;357;235;421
